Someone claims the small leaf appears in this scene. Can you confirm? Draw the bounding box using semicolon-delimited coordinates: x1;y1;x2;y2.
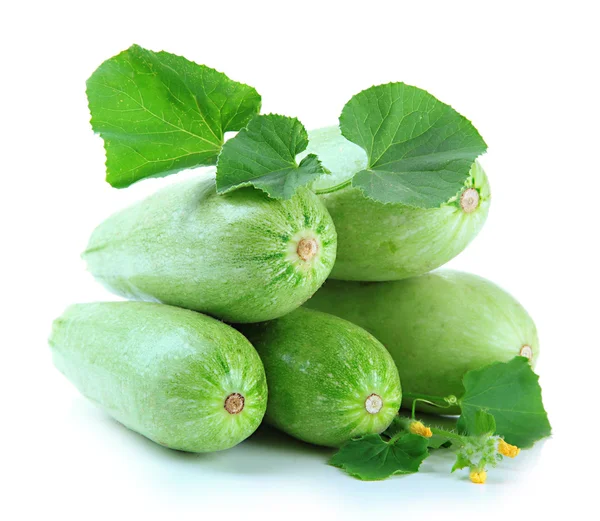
452;452;471;473
339;82;487;207
216;114;328;199
329;433;429;481
468;410;497;437
458;357;551;448
87;45;261;187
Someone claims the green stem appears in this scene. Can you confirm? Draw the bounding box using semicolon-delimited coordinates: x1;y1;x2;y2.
389;429;406;444
403;392;458;419
430;427;465;447
403;391;453;403
313;179;352;195
404;393;456;420
386;416;466;448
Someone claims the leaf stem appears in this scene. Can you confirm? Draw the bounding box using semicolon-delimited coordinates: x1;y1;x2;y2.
389;416;465;448
430;427;465;446
313;179;352;195
389;430;406;444
403;392;458;419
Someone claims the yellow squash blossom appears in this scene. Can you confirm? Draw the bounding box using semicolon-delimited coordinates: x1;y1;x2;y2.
470;470;487;484
409;421;433;438
498;439;520;458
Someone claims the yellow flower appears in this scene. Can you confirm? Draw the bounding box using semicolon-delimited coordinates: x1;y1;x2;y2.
409;421;432;438
470;470;487;484
498;439;520;458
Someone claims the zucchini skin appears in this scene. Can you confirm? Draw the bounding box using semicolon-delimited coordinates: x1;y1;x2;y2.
305;270;539;413
83;176;337;323
306;127;490;281
49;302;268;452
238;308;402;447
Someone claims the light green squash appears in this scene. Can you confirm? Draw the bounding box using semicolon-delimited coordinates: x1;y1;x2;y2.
305;127;490;281
238;308;402;447
83;175;337;323
305;270;538;413
49;302;268;452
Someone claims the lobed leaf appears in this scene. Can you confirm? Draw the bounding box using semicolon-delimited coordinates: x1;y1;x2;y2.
329;433;429;481
458;357;551;448
87;44;261;187
216;114;328;199
339;82;487;207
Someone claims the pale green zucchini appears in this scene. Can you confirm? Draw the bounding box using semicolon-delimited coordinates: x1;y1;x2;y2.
49;302;268;452
305;270;538;413
83;175;337;323
305;127;490;281
238;308;402;447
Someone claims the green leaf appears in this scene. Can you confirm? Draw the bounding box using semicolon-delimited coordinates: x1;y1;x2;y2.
452;452;471;473
468;410;497;437
339;82;487;207
216;114;328;199
458;357;551;448
329;433;429;481
87;44;261;188
427;433;452;449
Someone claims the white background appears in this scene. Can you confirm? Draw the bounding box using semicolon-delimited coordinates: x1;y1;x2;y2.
2;1;598;519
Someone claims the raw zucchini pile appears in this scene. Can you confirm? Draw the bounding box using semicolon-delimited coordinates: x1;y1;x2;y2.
49;45;550;484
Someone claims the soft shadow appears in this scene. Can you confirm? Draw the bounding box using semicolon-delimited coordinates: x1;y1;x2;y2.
192;424;334;477
68;396;333;476
68;396;209;463
246;423;333;456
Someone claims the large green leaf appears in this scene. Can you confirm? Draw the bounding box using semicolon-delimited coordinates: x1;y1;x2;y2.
329;433;429;481
339;82;487;207
216;114;328;199
87;45;261;187
458;357;551;448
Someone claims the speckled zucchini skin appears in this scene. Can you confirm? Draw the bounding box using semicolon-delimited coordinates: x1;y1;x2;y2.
238;308;402;447
305;270;539;414
306;127;490;281
83;176;337;323
49;302;268;452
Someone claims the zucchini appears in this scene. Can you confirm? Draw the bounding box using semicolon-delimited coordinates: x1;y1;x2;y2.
306;127;489;281
238;308;402;447
49;302;268;452
83;175;337;323
305;270;538;413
